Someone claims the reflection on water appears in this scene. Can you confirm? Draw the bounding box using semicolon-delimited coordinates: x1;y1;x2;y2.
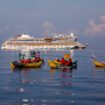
1;67;76;104
0;49;105;105
49;68;73;87
94;67;105;70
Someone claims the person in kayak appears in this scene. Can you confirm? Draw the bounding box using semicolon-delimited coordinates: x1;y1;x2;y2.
60;54;73;66
31;51;41;62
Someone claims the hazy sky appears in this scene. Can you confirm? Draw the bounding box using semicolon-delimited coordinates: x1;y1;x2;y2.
0;0;105;47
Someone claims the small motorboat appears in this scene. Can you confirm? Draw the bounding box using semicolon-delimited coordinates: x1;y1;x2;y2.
48;60;77;69
11;60;43;69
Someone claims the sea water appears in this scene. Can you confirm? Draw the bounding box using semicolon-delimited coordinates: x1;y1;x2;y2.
0;48;105;105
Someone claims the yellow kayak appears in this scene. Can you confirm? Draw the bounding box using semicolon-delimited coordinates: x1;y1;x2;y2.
48;60;77;69
93;60;105;67
48;60;60;68
11;61;43;69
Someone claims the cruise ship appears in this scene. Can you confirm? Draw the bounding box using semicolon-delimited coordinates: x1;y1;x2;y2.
1;33;86;51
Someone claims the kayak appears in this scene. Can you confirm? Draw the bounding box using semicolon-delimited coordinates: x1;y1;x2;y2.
11;60;43;69
48;60;77;69
93;60;105;67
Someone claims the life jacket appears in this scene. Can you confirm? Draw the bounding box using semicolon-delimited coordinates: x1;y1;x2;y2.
60;58;66;65
21;59;31;63
60;58;72;66
31;58;41;62
66;58;73;66
35;58;41;62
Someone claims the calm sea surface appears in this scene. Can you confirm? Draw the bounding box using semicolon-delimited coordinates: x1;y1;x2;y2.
0;48;105;105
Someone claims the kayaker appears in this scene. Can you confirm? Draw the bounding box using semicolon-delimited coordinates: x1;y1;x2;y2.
60;53;72;66
18;52;25;61
31;51;41;62
65;58;72;66
30;50;36;58
60;57;65;65
24;59;31;63
35;51;40;58
35;51;41;62
53;58;61;65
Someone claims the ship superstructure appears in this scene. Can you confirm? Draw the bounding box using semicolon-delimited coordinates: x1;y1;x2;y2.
1;33;85;51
